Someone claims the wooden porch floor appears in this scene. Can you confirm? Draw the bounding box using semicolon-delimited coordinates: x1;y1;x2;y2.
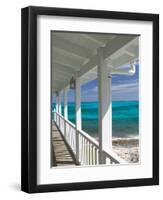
51;122;79;166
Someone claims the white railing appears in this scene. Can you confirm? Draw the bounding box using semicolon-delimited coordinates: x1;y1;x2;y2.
78;129;99;165
54;111;77;154
53;111;125;165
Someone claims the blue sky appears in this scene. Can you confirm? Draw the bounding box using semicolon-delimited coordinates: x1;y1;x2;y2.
53;64;139;102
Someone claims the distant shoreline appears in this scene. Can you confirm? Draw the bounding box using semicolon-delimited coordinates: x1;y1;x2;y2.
94;136;139;145
112;137;139;147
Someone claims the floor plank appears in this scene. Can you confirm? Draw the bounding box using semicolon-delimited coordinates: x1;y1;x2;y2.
52;122;78;166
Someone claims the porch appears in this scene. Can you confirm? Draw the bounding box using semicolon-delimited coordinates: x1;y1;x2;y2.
51;32;139;166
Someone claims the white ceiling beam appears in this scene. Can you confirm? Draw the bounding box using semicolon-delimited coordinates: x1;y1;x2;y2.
52;82;69;93
88;34;113;44
52;48;84;70
81;34;104;46
52;80;68;90
77;56;97;77
84;73;97;80
111;54;137;68
104;37;138;59
52;35;92;59
52;80;67;87
52;62;78;74
52;81;65;87
80;75;97;85
78;36;138;77
53;74;70;82
53;68;97;92
126;45;139;57
83;34;116;46
53;68;76;78
123;49;136;57
52;54;81;71
110;39;138;60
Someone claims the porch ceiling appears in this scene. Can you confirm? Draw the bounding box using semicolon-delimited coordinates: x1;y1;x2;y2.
52;31;139;93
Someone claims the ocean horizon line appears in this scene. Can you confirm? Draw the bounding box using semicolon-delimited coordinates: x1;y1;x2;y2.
52;99;139;104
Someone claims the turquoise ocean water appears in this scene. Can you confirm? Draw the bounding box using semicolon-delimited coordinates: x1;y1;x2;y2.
52;101;139;138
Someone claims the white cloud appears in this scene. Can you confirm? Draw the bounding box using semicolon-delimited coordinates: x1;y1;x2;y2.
112;82;138;92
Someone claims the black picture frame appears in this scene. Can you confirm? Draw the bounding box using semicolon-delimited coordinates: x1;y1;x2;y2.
21;6;159;193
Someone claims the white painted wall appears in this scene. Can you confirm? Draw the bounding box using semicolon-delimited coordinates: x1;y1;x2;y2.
0;0;162;199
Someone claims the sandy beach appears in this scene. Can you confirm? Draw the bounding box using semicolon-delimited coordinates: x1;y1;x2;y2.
94;137;139;163
112;138;139;163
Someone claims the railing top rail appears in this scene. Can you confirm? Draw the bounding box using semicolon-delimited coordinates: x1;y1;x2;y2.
103;150;127;164
54;111;64;119
78;129;99;148
65;118;76;128
54;111;76;128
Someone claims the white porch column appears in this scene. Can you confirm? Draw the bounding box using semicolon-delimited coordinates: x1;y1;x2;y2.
58;91;62;129
52;93;56;121
58;91;62;115
55;92;59;125
56;92;59;113
64;87;68;120
75;78;81;130
97;47;112;164
64;87;68;137
75;77;81;160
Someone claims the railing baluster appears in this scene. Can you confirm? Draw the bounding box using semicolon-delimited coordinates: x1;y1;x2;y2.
86;141;88;165
83;138;85;164
73;128;75;152
84;138;86;164
85;139;87;165
86;140;88;165
91;144;94;165
71;127;73;150
88;141;89;165
64;119;66;137
83;137;85;164
94;148;97;165
78;135;80;162
79;135;81;162
81;136;84;164
96;148;98;165
72;127;74;151
80;136;82;164
89;142;91;165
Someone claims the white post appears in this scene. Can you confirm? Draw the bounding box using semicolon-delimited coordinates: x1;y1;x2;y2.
97;47;112;164
64;87;68;120
58;91;62;129
75;77;81;160
53;93;56;121
56;93;59;113
56;92;59;125
58;91;62;115
64;87;68;136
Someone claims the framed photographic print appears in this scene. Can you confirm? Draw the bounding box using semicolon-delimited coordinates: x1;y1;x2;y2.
21;6;159;193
